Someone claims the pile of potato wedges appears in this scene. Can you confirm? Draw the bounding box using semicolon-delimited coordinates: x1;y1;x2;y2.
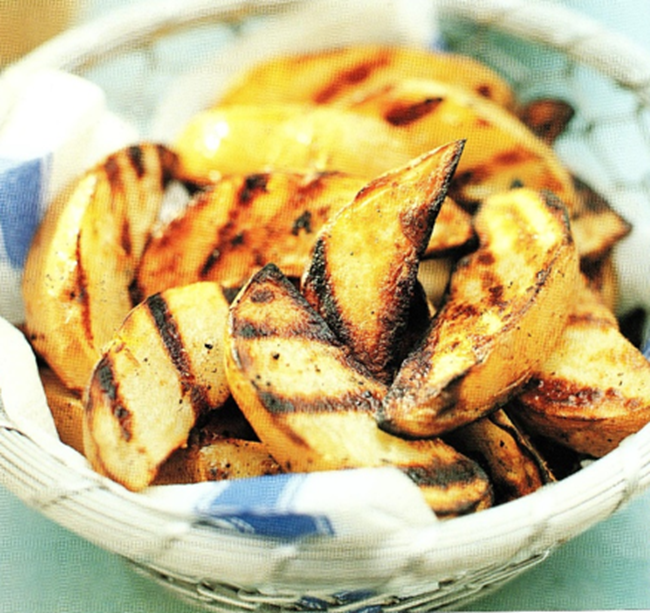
21;44;650;518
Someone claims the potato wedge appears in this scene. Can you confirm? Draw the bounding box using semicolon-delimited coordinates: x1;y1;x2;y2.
444;408;555;505
570;176;632;263
340;78;578;213
217;44;515;109
517;98;575;144
174;104;414;185
22;144;179;391
39;367;85;455
225;263;493;517
581;253;619;313
155;436;282;485
512;281;650;458
83;281;231;491
137;171;474;299
378;188;580;438
301;141;465;382
137;171;366;297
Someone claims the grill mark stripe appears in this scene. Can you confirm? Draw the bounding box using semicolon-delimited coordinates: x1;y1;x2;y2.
95;355;133;442
146;293;192;378
146;292;214;417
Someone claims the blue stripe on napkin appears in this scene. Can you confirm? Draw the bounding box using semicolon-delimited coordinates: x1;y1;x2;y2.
0;155;50;268
194;473;335;539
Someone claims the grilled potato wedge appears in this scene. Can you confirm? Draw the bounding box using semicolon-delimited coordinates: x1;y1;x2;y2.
378;188;580;438
137;171;366;296
174;104;414;185
22;144;178;392
341;78;578;213
301;141;465;383
582;253;619;313
138;169;474;298
225;263;493;517
83;281;231;491
155;437;281;485
445;408;555;505
39;367;85;455
571;176;632;264
517;98;575;144
512;281;650;458
217;44;515;109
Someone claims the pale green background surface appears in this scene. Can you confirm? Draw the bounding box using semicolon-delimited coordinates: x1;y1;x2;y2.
2;1;650;611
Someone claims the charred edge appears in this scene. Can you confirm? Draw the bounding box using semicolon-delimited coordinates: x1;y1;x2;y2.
239;173;269;205
405;142;466;256
95;356;133;442
313;55;391;104
375;261;421;379
257;388;379;416
495;410;556;483
303;239;350;343
384;97;444;127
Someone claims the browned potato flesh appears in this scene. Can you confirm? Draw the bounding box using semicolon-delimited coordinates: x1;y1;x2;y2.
513;282;650;458
379;188;580;438
225;263;493;516
84;281;231;491
301;141;465;382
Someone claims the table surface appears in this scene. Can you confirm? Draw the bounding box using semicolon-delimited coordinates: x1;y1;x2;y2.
2;1;650;611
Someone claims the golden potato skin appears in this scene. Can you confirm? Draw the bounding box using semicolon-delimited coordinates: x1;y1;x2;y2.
225;263;493;517
512;281;650;458
218;45;516;109
84;281;231;491
378;188;580;438
22;144;178;392
173;104;414;184
301;141;465;383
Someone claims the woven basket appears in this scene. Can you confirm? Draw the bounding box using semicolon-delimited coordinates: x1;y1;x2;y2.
2;1;650;610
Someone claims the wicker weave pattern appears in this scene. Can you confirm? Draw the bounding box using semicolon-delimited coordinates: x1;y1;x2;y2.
1;1;650;610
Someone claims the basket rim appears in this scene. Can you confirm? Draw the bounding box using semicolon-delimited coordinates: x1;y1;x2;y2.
2;0;650;599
